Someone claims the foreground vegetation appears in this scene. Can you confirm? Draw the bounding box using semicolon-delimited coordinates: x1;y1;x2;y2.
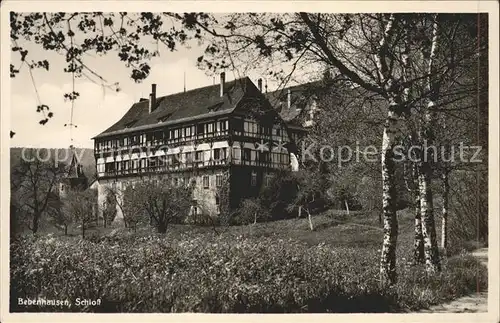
10;210;487;313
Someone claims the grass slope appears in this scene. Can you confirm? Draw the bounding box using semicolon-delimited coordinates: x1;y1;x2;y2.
10;209;487;313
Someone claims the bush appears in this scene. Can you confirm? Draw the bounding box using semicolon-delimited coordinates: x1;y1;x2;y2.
10;233;487;313
259;170;299;220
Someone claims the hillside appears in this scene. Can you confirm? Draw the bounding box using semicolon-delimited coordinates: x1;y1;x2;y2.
10;147;96;181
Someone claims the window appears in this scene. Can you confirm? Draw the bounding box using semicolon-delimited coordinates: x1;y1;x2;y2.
215;193;220;205
197;123;204;135
243;148;251;161
251;172;257;187
265;174;273;187
207;123;214;133
276;128;281;136
195;151;204;161
220;120;227;131
185;126;191;137
232;147;241;160
259;151;270;163
214;148;221;160
154;131;163;143
216;174;223;187
203;175;210;189
232;118;243;133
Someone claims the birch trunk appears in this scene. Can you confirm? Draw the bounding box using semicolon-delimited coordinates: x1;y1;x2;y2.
418;165;441;272
306;209;314;231
418;13;441;273
441;169;449;250
379;103;399;286
344;200;350;215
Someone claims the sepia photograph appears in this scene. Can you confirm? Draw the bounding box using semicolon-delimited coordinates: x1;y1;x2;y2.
1;1;498;322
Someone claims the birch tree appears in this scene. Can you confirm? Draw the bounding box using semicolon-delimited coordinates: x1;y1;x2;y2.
194;12;486;283
416;14;441;272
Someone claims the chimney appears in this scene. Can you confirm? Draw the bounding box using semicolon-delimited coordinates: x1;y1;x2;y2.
149;83;157;113
287;88;291;110
258;78;263;92
220;72;226;97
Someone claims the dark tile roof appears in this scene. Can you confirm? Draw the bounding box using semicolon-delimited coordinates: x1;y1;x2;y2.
93;77;253;139
266;76;364;126
265;81;323;123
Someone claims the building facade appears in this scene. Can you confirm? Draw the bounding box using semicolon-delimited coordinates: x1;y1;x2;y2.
92;74;305;222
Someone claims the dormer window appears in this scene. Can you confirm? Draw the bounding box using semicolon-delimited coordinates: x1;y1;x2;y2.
157;113;172;123
124;120;137;128
208;102;224;112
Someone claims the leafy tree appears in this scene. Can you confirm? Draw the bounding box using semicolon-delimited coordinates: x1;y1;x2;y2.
14;149;66;234
236;198;267;225
102;190;117;228
50;197;72;235
121;184;148;231
287;169;329;231
123;178;193;234
62;188;97;238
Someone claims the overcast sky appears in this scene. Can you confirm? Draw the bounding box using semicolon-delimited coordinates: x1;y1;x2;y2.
9;14;301;149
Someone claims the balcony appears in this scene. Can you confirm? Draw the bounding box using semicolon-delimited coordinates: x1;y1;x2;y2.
97;158;231;179
95;130;231;155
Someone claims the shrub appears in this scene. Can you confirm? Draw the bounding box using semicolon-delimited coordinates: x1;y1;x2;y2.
259;170;299;220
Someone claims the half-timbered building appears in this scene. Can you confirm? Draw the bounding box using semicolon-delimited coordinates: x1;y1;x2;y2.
92;73;304;221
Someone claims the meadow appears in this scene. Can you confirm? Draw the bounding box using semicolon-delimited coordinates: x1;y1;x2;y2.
10;209;487;313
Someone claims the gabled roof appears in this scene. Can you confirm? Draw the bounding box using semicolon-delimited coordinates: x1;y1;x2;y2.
93;77;254;139
265;81;323;123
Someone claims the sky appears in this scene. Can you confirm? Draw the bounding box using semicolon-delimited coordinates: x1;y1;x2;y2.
9;13;303;149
